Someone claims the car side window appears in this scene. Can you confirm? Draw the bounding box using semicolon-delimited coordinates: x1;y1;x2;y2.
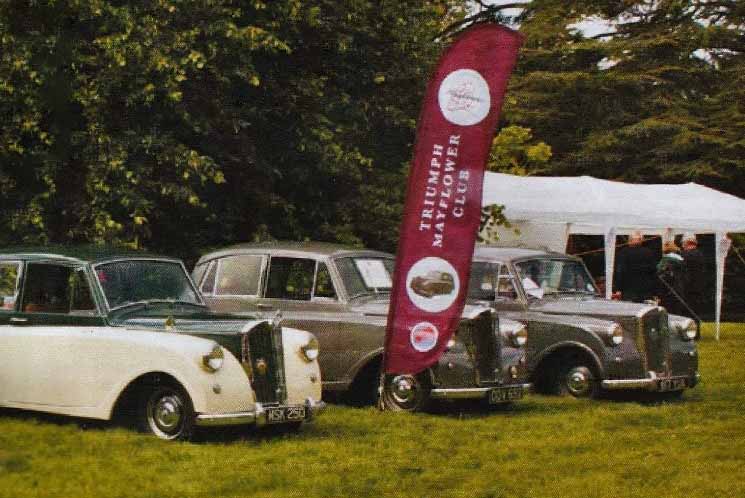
0;261;21;311
497;271;519;300
200;261;218;295
21;263;96;314
313;263;337;299
215;255;263;296
266;257;315;301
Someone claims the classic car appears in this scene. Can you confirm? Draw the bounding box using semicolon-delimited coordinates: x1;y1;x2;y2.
193;242;531;411
410;271;456;298
0;247;325;440
467;246;700;398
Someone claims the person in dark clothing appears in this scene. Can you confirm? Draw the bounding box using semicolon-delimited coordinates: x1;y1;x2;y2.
657;241;686;315
681;233;707;316
614;231;658;303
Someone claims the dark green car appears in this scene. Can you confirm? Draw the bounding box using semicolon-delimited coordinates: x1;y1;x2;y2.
468;247;700;398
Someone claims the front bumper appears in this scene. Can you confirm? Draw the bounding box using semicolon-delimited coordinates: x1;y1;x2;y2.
194;397;327;427
430;383;531;402
601;372;700;392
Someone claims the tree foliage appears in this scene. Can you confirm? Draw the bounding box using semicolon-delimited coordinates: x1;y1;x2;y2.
0;1;464;259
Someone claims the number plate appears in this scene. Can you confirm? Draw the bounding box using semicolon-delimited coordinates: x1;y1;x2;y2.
265;406;306;424
488;387;524;404
657;377;687;392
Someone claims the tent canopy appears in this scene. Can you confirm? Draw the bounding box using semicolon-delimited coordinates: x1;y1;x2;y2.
480;173;745;340
482;173;745;234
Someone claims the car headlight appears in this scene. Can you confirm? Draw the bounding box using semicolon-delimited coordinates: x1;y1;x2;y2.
608;323;624;345
202;344;224;373
502;322;528;347
678;318;697;341
300;337;320;363
587;323;624;346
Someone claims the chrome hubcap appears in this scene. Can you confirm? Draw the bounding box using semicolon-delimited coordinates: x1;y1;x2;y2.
566;367;591;396
150;394;183;436
390;375;418;406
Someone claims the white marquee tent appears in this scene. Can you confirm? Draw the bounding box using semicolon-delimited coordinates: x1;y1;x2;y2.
481;172;745;339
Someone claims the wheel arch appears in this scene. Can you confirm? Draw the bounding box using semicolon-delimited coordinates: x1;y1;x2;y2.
531;341;605;386
107;370;199;420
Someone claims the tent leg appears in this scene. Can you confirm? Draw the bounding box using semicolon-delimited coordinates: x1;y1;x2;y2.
604;227;616;300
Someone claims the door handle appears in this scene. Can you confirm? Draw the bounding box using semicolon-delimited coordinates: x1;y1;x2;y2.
257;303;274;310
9;317;28;324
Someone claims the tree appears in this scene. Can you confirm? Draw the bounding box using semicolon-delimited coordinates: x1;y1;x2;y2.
0;1;465;259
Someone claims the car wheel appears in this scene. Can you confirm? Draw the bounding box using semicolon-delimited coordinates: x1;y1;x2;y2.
380;373;431;412
558;363;600;399
137;383;195;441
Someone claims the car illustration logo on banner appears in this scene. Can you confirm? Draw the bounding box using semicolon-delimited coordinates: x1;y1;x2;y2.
438;69;491;126
406;256;460;312
410;322;439;352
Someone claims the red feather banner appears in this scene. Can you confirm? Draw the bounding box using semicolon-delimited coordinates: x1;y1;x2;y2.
384;24;523;374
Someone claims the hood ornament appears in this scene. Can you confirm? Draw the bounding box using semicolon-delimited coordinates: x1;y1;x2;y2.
255;358;268;375
271;309;283;329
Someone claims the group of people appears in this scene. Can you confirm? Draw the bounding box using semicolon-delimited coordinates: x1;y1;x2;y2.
613;232;708;319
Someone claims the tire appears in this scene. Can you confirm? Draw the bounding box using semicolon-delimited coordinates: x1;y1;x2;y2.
380;373;431;412
137;383;195;441
557;362;600;399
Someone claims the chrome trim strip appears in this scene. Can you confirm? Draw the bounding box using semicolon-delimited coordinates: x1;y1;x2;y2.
195;399;326;427
430;383;531;400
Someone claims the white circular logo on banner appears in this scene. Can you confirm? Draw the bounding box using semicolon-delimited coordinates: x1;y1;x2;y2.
406;256;460;313
410;322;439;352
438;69;491;126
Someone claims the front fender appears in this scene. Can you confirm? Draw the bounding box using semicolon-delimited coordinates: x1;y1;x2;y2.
282;327;323;404
530;340;606;379
97;329;255;419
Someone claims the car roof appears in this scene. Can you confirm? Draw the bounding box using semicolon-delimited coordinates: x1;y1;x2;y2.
473;245;577;262
0;245;177;265
197;241;392;264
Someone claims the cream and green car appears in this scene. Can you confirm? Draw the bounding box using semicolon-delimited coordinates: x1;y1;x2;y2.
0;247;325;440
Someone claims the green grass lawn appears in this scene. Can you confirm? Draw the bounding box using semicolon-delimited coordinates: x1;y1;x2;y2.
2;323;744;498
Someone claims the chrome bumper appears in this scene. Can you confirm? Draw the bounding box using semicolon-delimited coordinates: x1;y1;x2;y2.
601;372;700;391
195;398;327;427
430;383;531;400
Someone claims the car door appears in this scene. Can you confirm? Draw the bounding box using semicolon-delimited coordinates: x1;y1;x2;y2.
0;259;25;403
0;261;109;408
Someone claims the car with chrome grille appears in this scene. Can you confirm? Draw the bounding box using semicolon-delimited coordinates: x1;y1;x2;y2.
193;242;531;411
468;246;700;398
0;247;325;440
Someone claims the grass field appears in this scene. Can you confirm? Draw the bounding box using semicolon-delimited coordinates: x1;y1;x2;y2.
1;323;744;498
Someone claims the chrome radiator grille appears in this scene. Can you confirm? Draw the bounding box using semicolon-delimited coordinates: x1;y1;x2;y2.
240;323;287;404
641;308;671;375
460;311;500;384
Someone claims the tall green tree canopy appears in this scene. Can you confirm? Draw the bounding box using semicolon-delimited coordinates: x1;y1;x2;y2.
0;1;464;259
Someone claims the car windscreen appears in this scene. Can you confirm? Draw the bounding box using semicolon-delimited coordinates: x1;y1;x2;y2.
95;260;201;309
468;261;500;301
514;258;598;296
335;256;395;299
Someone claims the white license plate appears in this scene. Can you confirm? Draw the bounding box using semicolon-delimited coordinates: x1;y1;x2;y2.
488;387;524;403
658;378;687;392
266;406;306;424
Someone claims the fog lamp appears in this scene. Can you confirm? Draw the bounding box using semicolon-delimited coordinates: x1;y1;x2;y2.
300;337;320;363
202;344;224;373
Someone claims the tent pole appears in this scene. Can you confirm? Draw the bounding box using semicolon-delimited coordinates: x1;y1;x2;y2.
604;227;616;300
714;232;732;341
